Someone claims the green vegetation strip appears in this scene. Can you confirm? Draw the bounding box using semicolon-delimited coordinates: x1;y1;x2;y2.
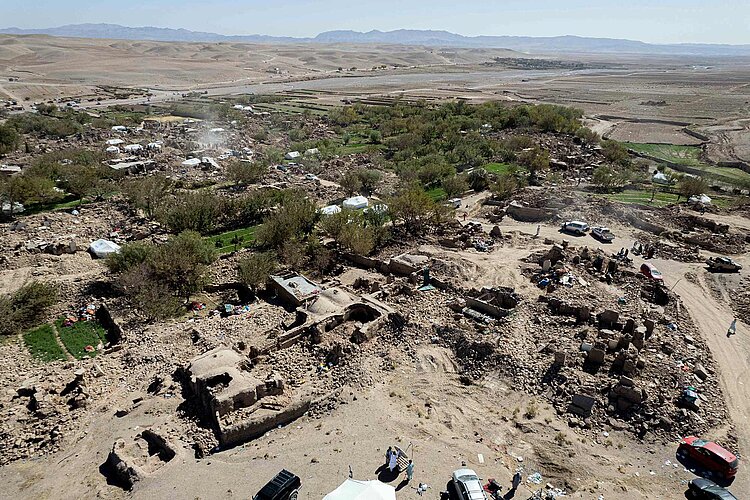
206;225;259;254
484;162;516;174
24;325;67;362
426;187;447;202
626;143;702;166
55;319;107;359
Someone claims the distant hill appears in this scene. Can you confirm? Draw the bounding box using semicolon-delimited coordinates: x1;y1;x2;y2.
2;24;749;56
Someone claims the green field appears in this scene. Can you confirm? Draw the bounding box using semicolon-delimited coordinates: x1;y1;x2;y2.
24;325;67;362
206;225;259;254
56;319;107;359
484;162;515;174
628;143;750;185
626;143;703;166
426;187;447;202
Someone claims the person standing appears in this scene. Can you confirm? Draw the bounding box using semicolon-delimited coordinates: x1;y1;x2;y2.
727;318;738;338
535;225;541;237
388;448;398;472
406;460;414;483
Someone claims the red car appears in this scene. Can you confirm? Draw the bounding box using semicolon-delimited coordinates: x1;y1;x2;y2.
640;262;664;282
678;436;739;479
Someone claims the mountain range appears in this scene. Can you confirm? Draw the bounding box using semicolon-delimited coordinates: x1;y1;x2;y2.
1;24;749;56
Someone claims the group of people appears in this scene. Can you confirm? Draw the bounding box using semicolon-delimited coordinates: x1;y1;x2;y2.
385;446;414;483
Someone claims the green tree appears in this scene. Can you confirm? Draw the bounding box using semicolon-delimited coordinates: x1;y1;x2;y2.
678;176;709;200
592;165;618;192
255;196;318;249
369;130;382;144
123;175;173;219
601;140;631;167
491;173;520;200
467;168;489;192
150;231;217;301
226;159;265;186
518;147;550;184
0;123;20;155
442;175;469;198
340;170;363;195
388;186;439;234
237;252;278;293
158;191;223;235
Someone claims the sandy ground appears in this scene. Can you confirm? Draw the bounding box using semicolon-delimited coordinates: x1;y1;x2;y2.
1;209;747;499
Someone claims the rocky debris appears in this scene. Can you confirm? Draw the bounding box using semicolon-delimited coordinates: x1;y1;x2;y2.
107;429;178;488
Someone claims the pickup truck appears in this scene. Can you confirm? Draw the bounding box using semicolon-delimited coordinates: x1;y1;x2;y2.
706;256;742;273
591;226;615;243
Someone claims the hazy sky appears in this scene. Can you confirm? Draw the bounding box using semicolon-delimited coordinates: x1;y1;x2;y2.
3;0;749;45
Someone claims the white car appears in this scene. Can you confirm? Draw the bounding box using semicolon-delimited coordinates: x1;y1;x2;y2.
561;220;589;235
451;468;487;500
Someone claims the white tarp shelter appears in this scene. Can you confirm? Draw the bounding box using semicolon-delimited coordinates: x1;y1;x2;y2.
106;146;121;154
88;239;121;259
652;172;670;185
689;193;712;205
319;204;342;215
182;158;202;167
111;126;127;132
285;151;301;160
106;138;125;146
323;480;396;500
343;195;369;210
124;144;143;152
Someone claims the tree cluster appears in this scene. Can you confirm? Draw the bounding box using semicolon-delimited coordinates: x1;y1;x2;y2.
106;232;216;320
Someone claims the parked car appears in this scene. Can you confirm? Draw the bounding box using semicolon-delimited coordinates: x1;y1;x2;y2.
678;436;739;479
687;478;738;499
253;469;301;500
448;198;462;209
706;257;742;273
451;468;488;500
591;226;615;243
640;262;664;282
560;221;589;235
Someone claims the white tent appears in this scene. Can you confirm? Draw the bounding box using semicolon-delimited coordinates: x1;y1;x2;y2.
88;239;121;259
343;195;369;210
106;138;125;146
319;204;342;216
652;172;670;185
106;146;121;154
323;480;396;500
285;151;301;160
689;193;712;205
182;158;202;167
124;144;143;152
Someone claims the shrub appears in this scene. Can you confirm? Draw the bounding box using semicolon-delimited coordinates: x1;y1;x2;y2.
0;281;58;336
237;252;278;292
0;123;20;154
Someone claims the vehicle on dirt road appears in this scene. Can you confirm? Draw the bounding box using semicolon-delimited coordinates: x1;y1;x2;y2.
591;226;615;243
640;262;664;282
687;477;738;499
678;436;739;480
706;257;742;273
560;221;589;235
253;469;301;500
451;468;488;500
